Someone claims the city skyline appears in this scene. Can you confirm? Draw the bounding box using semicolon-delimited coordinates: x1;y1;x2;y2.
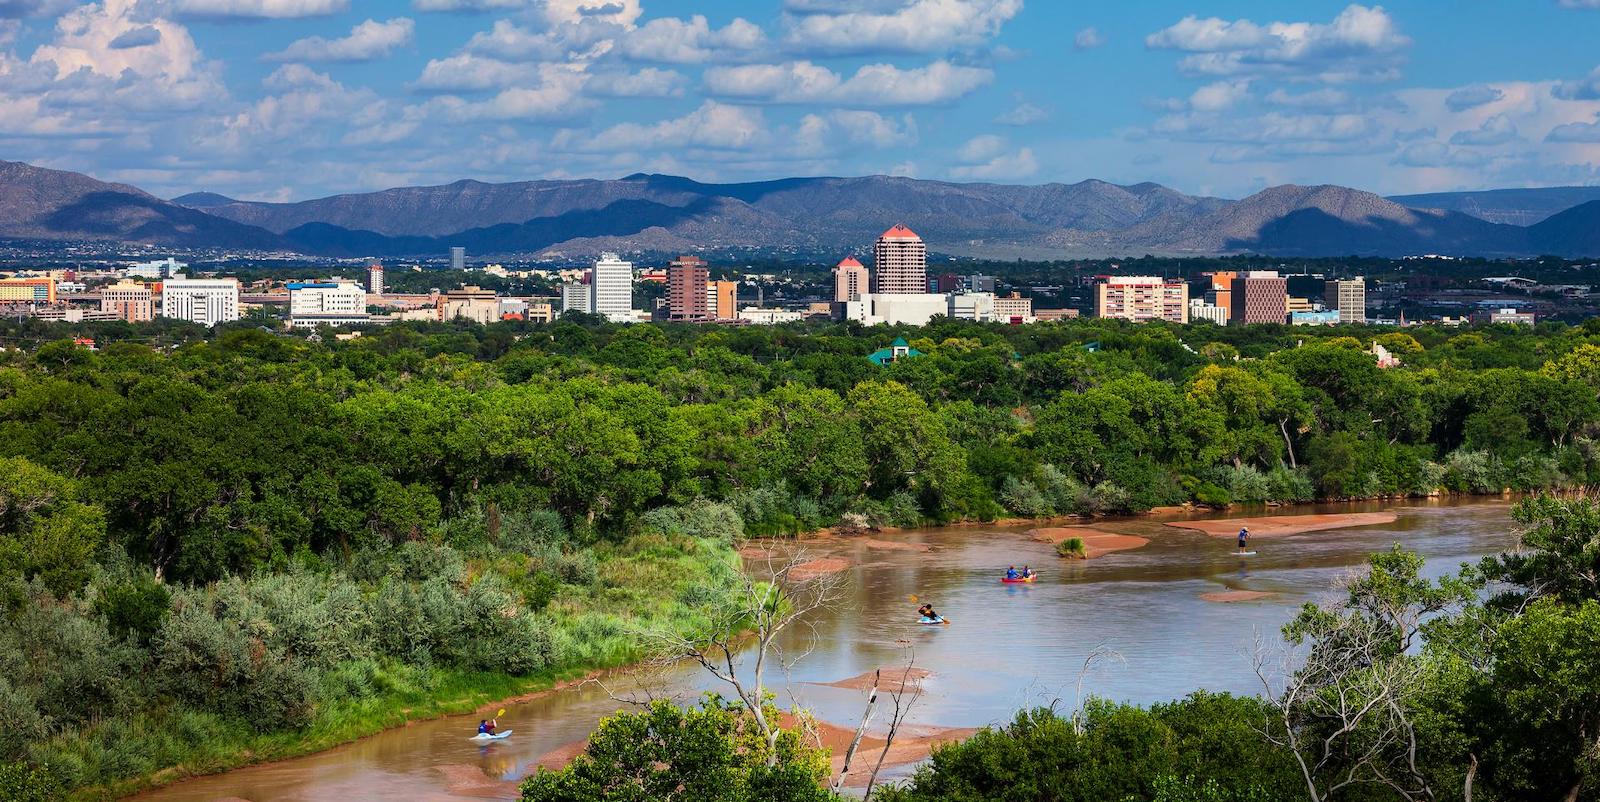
0;1;1597;202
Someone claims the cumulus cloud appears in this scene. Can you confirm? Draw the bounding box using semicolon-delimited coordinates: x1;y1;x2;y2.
168;0;346;19
411;52;535;92
1393;141;1485;168
829;109;916;146
782;0;1022;55
108;24;161;48
950;134;1036;180
411;0;527;11
264;18;413;63
1146;4;1410;82
555;100;767;152
1073;26;1104;50
463;18;617;62
205;64;383;154
1445;84;1503;112
703;59;992;106
1553;66;1600;100
1264;87;1353;108
587;66;685;97
1449;113;1518;145
617;14;764;63
1546;113;1600;142
28;0;224;111
995;101;1045;125
420;65;592;121
1189;80;1250;112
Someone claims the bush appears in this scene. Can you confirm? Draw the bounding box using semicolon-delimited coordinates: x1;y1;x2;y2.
1036;464;1085;515
0;761;63;802
999;477;1049;517
93;575;171;646
1057;537;1087;559
498;508;569;555
1193;482;1231;507
639;499;744;542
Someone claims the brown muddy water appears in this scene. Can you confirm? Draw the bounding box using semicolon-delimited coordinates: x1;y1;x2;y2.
129;497;1518;801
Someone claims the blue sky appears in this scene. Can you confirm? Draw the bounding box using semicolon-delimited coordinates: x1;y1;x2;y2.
2;0;1598;201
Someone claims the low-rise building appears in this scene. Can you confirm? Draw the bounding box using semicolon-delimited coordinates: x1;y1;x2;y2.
1473;307;1535;325
947;292;995;321
993;292;1033;322
1034;308;1080;321
867;337;925;366
1291;310;1342;326
738;307;803;325
127;258;184;280
1188;298;1228;325
100;279;153;322
161;276;240;326
442;285;499;325
289;281;369;328
1095;276;1188;323
843;293;949;326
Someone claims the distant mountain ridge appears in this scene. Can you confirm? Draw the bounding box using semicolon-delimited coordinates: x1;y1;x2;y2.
1387;187;1600;226
1;159;1596;258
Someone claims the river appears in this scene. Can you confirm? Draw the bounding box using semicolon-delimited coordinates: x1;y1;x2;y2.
129;497;1518;801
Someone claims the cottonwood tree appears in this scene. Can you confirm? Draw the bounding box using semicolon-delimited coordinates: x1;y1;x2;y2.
1256;546;1475;802
635;544;844;767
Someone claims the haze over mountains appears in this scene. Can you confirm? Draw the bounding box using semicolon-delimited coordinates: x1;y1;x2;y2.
2;159;1596;260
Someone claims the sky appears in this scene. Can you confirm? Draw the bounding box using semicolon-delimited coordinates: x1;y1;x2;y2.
2;0;1600;202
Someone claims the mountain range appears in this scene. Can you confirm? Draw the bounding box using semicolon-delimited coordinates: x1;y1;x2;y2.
2;159;1596;260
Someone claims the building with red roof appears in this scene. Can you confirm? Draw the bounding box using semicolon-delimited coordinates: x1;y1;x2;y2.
832;256;868;302
872;224;926;294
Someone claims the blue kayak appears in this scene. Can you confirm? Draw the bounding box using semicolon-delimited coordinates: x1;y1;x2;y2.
470;729;513;741
918;616;945;625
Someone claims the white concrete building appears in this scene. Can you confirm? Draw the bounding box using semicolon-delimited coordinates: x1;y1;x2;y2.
1188;298;1229;325
993;293;1033;322
843;293;950;326
367;263;385;295
161;276;240;326
288;281;369;328
590;253;634;322
1324;277;1367;324
127;258;185;280
561;280;591;314
947;292;995;321
738;307;803;325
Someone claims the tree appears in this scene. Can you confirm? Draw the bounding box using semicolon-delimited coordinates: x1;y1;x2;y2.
1479;495;1600;609
0;457;105;596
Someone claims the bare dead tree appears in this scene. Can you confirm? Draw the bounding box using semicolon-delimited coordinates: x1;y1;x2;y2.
863;645;926;800
1072;642;1126;735
833;670;881;794
632;543;845;768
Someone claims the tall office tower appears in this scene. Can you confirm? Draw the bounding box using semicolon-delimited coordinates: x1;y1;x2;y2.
707;280;738;319
1324;277;1367;324
872;224;926;294
561;278;591;314
832;257;869;302
1205;271;1236;322
667;255;710;322
1094;276;1189;323
367;263;384;295
1231;271;1289;325
450;247;465;271
590;253;634;321
161;276;240;326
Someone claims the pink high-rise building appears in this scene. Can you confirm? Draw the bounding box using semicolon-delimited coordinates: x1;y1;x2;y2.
832;256;869;302
871;224;926;295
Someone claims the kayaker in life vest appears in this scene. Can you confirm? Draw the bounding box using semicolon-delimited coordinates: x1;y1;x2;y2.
478;718;497;736
1005;565;1019;580
1021;565;1034;579
918;603;940;621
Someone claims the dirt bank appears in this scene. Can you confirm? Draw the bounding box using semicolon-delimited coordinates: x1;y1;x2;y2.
1027;526;1151;558
1166;511;1398;538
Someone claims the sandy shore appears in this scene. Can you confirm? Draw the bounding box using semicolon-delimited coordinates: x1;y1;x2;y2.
1199;590;1277;603
789;557;853;579
813;666;933;694
1165;511;1398;538
1027;526;1151;558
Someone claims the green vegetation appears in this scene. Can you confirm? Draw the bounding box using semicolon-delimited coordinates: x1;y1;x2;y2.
1056;537;1087;559
4;313;1600;797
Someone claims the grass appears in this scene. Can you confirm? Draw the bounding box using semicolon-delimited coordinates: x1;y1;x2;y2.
1056;537;1087;559
56;536;744;801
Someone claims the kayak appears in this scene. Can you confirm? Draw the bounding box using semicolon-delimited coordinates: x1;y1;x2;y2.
917;616;945;625
470;729;513;741
1000;575;1038;584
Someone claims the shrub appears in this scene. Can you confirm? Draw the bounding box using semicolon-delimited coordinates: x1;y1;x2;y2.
1057;537;1087;559
1000;477;1049;518
1087;482;1133;515
1264;466;1315;503
639;499;744;542
1036;464;1085;515
497;508;570;556
1193;482;1231;508
93;576;171;646
0;761;63;802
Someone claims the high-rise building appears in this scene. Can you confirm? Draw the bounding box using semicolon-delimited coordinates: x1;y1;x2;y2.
1324;277;1366;324
367;263;385;295
1205;271;1236;323
561;278;591;314
707;280;738;319
161;276;240;326
832;257;869;302
1095;276;1189;323
100;280;153;322
450;246;465;271
288;281;369;328
1231;271;1289;325
668;255;710;322
0;277;55;303
872;224;926;294
590;253;634;321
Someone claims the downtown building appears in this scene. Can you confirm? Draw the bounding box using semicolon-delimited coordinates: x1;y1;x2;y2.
1094;276;1189;323
161;276;240;326
1231;271;1289;325
590;253;635;322
1324;277;1366;324
100;280;153;322
871;225;926;294
832;257;869;302
288;281;369;328
667;255;710;322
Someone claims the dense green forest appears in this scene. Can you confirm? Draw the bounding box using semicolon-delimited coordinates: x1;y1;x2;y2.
3;312;1600;798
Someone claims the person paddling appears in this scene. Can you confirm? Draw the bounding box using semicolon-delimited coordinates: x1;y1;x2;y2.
1237;526;1250;554
918;602;941;622
478;718;497;736
1005;565;1020;580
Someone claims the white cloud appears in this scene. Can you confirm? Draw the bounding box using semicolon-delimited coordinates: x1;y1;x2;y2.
1449;113;1518;145
555;100;767;152
419;65;591;121
995;101;1045;125
411;0;527;11
587;66;685;97
782;0;1022;54
829;109;916;146
108;24;160;48
1073;26;1104;50
950;135;1036;180
1445;84;1503;112
463;18;617;62
1553;66;1600;101
703;59;991;106
539;0;641;27
264;18;412;63
1189;79;1250;112
1264;87;1353;108
411;52;535;92
169;0;346;19
1546;113;1600;143
1393;141;1485;168
1146;4;1410;82
28;0;224;111
205;65;381;153
617;14;765;63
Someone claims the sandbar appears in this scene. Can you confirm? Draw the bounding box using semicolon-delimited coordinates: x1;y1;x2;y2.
1028;526;1150;558
789;557;852;580
814;666;933;694
1166;512;1397;539
1199;590;1276;603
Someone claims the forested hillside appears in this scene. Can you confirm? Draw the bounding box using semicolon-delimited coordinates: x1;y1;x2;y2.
4;314;1600;798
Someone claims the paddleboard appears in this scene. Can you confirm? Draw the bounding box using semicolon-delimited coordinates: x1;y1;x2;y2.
470;729;513;741
1234;552;1257;556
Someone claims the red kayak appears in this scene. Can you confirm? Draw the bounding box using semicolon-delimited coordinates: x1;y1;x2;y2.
1000;575;1038;584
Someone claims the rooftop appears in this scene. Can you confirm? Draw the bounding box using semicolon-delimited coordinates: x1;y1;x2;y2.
879;224;921;241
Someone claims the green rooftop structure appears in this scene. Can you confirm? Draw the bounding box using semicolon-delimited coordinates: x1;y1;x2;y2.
867;337;925;366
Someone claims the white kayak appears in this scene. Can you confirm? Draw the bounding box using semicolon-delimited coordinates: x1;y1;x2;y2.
470;729;513;741
917;617;945;625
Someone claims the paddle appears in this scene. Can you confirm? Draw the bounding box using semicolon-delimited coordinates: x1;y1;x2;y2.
907;594;951;625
